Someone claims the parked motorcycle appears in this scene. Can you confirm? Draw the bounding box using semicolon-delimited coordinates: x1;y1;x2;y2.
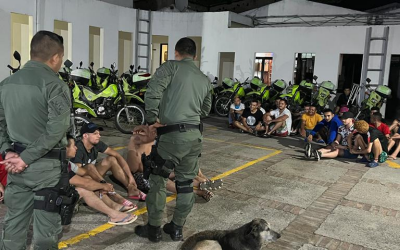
347;78;391;120
311;77;336;112
213;77;247;117
69;62;145;134
281;80;314;111
60;60;92;138
244;78;286;110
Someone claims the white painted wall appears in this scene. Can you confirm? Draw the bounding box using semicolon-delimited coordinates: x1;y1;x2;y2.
151;11;203;60
0;0;399;97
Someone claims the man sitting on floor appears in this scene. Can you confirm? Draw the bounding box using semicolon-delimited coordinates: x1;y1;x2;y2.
348;120;388;168
300;105;322;139
262;99;292;137
233;100;264;135
67;136;137;225
370;112;390;139
307;109;342;146
72;122;146;201
257;100;266;115
306;112;358;161
228;96;245;128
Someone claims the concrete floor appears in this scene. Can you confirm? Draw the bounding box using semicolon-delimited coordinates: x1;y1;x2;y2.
1;115;400;250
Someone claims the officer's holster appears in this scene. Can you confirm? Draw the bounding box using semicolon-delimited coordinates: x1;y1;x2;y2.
13;143;80;225
142;145;175;180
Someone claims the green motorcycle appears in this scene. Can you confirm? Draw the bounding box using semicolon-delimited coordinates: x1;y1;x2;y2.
312;79;335;112
69;63;145;134
349;78;392;120
60;60;92;138
280;80;314;111
121;65;151;99
214;78;247;117
244;78;287;109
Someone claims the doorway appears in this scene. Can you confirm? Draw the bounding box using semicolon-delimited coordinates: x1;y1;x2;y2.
386;55;400;120
254;52;273;85
151;35;168;74
89;26;103;71
54;20;72;61
218;52;235;82
293;53;316;85
118;31;133;74
11;13;33;67
337;54;363;93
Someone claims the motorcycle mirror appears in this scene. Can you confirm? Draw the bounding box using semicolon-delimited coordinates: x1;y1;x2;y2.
13;51;21;62
130;65;134;70
313;75;318;80
214;77;218;80
79;61;83;68
138;66;141;71
113;62;116;68
64;60;73;68
289;81;292;86
366;78;371;83
90;62;94;67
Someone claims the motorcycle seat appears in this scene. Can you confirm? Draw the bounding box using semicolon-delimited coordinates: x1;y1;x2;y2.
81;85;102;94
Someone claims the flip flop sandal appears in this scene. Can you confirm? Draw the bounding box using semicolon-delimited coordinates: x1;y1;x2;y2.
122;199;134;207
108;214;138;225
199;179;223;191
262;134;272;138
119;205;138;213
388;156;397;160
200;190;214;202
128;191;147;201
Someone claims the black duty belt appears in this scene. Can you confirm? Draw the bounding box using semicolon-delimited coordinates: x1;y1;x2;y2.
12;142;62;160
157;123;203;136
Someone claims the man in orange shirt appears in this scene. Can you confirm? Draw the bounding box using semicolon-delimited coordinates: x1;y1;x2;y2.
300;105;323;139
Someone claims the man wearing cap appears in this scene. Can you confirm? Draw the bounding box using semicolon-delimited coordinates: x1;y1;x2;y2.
72;123;146;200
349;120;388;168
134;37;212;242
306;112;358;160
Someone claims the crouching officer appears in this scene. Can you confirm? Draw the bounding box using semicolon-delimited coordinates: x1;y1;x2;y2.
134;37;212;242
0;31;71;250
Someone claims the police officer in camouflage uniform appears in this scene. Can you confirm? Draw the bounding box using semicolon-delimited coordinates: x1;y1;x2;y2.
135;37;212;242
0;31;70;250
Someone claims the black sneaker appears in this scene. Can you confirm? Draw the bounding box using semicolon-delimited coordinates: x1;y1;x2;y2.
135;224;162;242
163;221;183;241
313;149;321;161
305;143;312;158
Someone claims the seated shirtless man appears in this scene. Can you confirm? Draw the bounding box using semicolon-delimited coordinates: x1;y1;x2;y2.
127;125;222;202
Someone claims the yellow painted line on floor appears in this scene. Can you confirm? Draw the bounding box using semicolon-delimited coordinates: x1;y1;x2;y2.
59;194;177;249
210;149;282;181
386;160;400;169
59;140;281;249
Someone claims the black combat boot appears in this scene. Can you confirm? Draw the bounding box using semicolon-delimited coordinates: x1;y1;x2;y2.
135;223;162;242
163;221;183;241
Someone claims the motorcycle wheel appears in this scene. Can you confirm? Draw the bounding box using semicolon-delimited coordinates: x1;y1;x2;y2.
214;95;231;117
115;104;145;134
73;115;91;139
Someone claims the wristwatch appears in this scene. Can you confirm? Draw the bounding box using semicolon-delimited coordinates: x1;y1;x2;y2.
2;149;16;159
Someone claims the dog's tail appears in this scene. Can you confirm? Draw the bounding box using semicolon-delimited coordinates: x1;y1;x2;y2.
180;230;226;250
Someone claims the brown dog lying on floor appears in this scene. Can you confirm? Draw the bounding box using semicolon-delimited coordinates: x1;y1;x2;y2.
180;218;280;250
